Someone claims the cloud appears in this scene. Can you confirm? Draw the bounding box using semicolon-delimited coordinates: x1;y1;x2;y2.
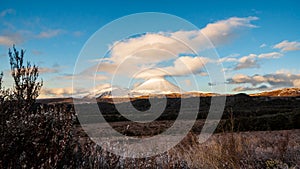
234;54;259;70
109;33;187;65
274;40;300;52
94;33;211;79
228;74;253;84
219;52;283;70
31;50;43;56
199;72;208;76
184;79;192;86
40;87;88;98
0;9;16;17
73;31;84;37
58;72;108;82
165;56;210;75
40;82;115;98
293;79;300;88
233;85;269;92
37;29;63;38
37;63;64;74
134;56;210;79
88;16;258;80
0;29;64;47
40;85;98;98
40;87;74;98
260;43;267;48
200;16;258;45
275;69;300;75
227;72;300;89
219;57;238;63
0;33;24;46
170;16;258;51
257;52;283;59
39;67;60;74
218;53;240;63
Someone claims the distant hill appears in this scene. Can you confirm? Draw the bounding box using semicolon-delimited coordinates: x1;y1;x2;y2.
250;88;300;97
36;97;74;104
37;87;300;104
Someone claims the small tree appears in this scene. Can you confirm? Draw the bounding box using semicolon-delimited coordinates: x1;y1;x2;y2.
0;45;44;168
9;45;42;110
1;45;77;168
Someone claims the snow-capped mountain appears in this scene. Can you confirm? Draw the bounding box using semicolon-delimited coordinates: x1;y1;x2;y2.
85;77;183;99
84;86;131;99
131;77;182;95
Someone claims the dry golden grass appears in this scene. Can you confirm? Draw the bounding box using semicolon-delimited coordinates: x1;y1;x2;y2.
166;130;300;169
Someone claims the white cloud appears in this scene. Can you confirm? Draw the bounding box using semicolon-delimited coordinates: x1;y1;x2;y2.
58;72;108;82
219;57;238;63
275;69;300;75
234;54;259;70
219;52;283;70
40;86;92;98
134;56;210;79
200;16;258;45
37;29;63;38
73;31;84;37
293;79;300;88
257;52;283;59
199;72;208;76
40;87;74;98
31;50;43;56
166;56;210;75
227;72;300;89
230;74;252;83
0;36;16;46
39;67;60;74
170;16;258;51
218;53;240;63
260;43;267;48
90;16;258;79
233;85;269;92
0;33;24;46
0;9;16;17
184;79;192;86
274;40;300;52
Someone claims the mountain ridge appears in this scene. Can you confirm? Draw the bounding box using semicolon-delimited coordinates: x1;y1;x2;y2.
37;87;300;104
249;87;300;97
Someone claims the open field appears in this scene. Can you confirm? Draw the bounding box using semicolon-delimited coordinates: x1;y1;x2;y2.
73;125;300;168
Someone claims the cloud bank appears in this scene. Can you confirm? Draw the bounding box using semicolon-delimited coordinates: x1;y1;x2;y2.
220;52;283;70
227;72;300;91
274;40;300;52
93;16;258;79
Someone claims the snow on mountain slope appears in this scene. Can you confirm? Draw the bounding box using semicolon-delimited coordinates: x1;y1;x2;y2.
85;86;131;98
131;77;182;94
250;88;300;97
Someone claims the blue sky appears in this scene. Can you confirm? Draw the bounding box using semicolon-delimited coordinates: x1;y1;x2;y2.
0;0;299;98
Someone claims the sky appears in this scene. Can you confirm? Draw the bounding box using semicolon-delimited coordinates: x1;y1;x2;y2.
0;0;299;98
